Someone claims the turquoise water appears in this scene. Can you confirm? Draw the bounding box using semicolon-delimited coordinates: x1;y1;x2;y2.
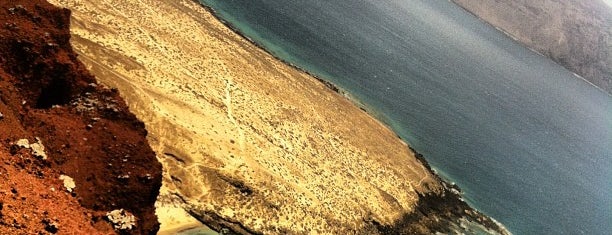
176;226;219;235
196;0;612;234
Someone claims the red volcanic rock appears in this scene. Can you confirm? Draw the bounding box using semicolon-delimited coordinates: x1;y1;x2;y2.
0;0;162;234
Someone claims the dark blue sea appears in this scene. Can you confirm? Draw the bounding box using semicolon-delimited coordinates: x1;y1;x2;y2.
196;0;612;234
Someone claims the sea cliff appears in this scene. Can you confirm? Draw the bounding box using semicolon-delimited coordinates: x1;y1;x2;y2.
43;0;510;234
451;0;612;94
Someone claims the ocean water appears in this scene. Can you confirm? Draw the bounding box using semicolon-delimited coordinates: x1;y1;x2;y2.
196;0;612;234
176;226;219;235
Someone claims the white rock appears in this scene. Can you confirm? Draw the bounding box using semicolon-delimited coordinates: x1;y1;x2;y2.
106;209;137;230
15;139;30;148
30;140;47;160
59;175;76;193
14;138;48;160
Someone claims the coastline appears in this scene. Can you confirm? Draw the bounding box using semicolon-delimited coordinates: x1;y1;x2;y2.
193;3;345;95
193;1;510;234
449;0;612;95
47;0;510;233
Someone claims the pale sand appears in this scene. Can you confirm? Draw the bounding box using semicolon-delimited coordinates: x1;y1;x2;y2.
47;0;442;233
155;203;204;235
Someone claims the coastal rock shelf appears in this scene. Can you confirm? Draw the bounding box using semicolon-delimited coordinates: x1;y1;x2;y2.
47;0;509;234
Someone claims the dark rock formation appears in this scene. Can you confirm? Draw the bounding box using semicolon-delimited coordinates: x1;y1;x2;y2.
367;148;509;235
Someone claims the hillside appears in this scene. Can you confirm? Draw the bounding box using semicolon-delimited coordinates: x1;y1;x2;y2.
452;0;612;94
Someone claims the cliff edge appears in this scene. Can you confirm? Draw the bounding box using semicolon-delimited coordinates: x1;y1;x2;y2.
0;1;162;234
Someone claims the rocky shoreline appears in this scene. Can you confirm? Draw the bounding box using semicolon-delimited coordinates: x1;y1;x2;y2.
401;148;509;235
0;1;162;234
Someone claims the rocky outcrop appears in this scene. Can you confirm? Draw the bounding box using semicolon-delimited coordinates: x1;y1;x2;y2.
451;0;612;94
0;1;162;234
373;149;508;235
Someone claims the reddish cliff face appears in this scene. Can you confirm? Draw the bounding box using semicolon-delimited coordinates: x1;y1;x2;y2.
0;0;162;234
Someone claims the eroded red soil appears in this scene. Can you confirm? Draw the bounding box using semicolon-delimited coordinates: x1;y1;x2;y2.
0;0;162;234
